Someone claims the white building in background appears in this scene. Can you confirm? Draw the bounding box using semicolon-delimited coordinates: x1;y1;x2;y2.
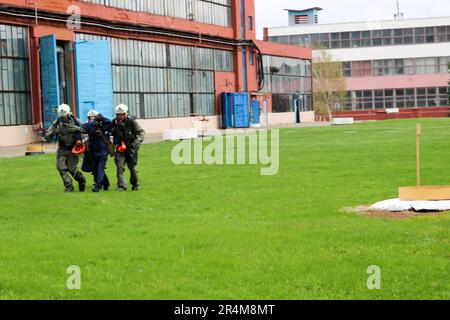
265;8;450;120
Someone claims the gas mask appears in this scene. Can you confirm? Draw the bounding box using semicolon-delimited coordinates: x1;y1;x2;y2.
116;114;127;124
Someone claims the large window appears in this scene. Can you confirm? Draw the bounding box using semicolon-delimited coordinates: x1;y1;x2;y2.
341;56;450;77
79;0;232;27
0;24;31;126
343;87;448;110
351;61;372;77
269;25;450;49
262;55;313;113
76;33;233;119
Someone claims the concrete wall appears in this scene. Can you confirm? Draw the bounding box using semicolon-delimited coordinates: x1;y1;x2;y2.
300;111;315;123
267;111;315;126
268;112;295;125
137;116;221;135
0;126;38;147
136;111;316;137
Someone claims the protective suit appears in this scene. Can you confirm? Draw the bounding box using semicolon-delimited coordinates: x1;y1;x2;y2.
46;104;86;192
111;104;145;191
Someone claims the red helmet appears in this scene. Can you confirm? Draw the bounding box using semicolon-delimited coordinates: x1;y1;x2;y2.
117;142;127;154
72;143;86;155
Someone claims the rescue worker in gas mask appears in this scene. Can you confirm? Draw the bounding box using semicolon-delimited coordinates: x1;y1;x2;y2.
111;104;145;191
82;110;113;192
46;104;86;193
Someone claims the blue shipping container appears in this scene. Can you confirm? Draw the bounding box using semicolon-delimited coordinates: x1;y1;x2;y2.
233;93;250;128
221;92;250;129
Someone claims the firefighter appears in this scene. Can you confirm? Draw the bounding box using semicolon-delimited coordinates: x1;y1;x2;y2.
111;104;145;191
46;104;86;193
82;110;113;192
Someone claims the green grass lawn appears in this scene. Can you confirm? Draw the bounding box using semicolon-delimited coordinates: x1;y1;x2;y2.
0;118;449;300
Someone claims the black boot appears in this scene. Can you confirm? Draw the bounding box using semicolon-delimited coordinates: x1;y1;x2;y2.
103;175;110;191
92;186;101;193
77;173;86;192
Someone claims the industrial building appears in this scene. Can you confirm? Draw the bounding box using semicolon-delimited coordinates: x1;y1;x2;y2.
266;7;450;121
0;0;313;147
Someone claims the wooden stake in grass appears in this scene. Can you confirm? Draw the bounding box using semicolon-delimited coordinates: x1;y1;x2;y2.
416;123;421;187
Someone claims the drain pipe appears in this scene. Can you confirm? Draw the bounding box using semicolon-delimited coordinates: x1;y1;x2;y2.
240;0;248;92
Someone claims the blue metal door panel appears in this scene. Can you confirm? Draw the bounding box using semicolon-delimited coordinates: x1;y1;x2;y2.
221;93;233;129
251;100;261;124
233;93;250;128
39;35;60;129
74;40;114;123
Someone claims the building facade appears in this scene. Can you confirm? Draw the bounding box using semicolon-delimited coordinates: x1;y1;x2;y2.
266;8;450;121
0;0;313;147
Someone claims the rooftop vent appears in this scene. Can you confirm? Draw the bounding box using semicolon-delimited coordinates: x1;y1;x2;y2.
285;7;323;26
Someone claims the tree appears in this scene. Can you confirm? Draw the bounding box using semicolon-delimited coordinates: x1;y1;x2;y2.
312;49;347;121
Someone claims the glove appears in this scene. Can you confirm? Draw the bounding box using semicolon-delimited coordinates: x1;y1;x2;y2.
47;127;60;137
131;141;140;150
44;134;53;142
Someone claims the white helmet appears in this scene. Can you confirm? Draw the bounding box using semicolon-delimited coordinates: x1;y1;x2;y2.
57;104;71;118
115;104;128;115
87;109;99;118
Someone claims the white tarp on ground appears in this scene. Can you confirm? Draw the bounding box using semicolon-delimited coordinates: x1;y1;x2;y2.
370;198;450;212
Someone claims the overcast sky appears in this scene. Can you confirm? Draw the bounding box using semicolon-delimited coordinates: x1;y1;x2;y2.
255;0;450;39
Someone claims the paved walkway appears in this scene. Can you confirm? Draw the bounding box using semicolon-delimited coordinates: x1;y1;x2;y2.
0;133;165;158
0;142;56;158
0;122;331;158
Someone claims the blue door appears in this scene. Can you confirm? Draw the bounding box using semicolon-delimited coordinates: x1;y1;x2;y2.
221;93;233;129
74;40;114;123
39;35;60;129
233;93;250;128
251;100;261;125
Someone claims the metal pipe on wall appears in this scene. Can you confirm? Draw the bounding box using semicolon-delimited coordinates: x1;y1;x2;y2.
240;0;248;92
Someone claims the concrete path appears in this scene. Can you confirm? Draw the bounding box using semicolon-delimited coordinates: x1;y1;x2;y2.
0;133;164;158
